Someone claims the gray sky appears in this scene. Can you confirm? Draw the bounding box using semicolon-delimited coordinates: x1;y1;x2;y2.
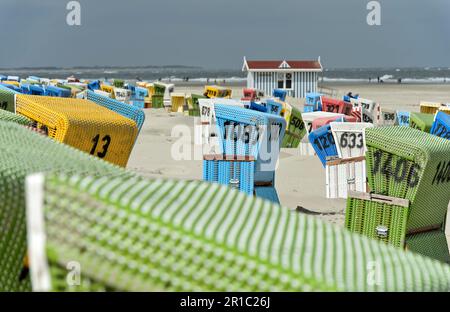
0;0;449;69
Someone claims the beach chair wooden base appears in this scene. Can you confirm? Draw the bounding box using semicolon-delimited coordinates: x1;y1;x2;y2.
325;156;367;199
346;191;449;263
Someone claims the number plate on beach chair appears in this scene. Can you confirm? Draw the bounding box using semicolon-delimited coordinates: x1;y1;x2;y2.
322;97;352;115
431;111;450;140
330;122;373;159
379;109;397;126
396;111;410;126
309;124;339;167
265;99;282;116
281;106;306;148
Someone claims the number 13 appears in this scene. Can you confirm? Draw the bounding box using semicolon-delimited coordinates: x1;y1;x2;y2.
90;134;111;158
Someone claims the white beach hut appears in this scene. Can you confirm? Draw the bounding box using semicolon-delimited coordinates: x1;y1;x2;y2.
242;57;323;98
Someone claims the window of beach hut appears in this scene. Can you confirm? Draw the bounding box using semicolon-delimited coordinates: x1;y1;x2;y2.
277;73;284;88
277;73;293;90
285;73;292;89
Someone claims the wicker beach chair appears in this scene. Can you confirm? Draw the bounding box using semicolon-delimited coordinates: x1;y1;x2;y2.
16;95;138;167
113;79;125;88
44;85;71;98
281;105;307;148
100;84;115;98
0;121;128;292
0;84;20;112
198;99;247;156
304;92;323;112
153;83;166;96
309;124;339;167
311;115;356;132
420;101;442;114
302;112;345;134
347;127;450;262
187;94;207;116
171;93;186;113
214;104;286;161
409;112;435;133
204;104;286;202
151;95;164;108
431;111;450;140
249;101;267;113
272;89;287;102
352;98;379;124
241;88;264;102
130;86;147;109
321;97;352;115
21;84;42;95
78;90;145;135
204;85;232;99
299;112;344;156
23;172;450;291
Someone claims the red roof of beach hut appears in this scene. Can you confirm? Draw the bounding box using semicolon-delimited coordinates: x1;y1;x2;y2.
243;58;323;71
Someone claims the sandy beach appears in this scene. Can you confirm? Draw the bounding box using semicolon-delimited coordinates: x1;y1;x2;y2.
127;82;450;230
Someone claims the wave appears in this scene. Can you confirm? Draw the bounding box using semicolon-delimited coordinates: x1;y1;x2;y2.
158;77;247;83
322;76;450;83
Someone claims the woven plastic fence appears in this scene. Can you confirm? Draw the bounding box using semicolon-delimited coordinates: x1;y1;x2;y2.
23;173;450;291
16;95;138;167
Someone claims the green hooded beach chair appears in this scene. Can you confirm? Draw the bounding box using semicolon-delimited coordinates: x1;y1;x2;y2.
347;127;450;263
23;173;450;291
409;112;435;133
